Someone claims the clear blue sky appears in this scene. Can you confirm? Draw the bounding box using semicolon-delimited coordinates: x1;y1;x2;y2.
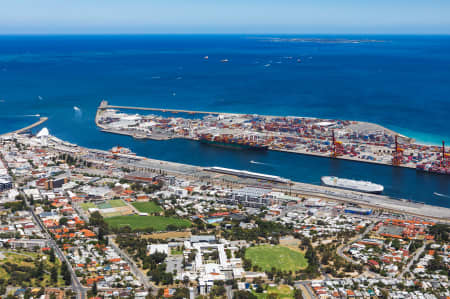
2;0;450;34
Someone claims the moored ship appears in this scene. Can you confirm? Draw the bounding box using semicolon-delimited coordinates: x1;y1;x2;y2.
321;176;384;194
198;134;268;151
416;162;450;175
415;141;450;175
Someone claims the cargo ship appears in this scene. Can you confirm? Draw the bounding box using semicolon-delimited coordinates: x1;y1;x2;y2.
416;162;450;175
416;142;450;175
321;176;384;194
198;134;268;151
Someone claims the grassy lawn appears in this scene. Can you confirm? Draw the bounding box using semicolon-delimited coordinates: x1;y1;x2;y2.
132;201;163;214
253;285;294;299
101;211;122;218
105;215;191;231
0;251;64;288
80;202;96;211
245;245;308;272
97;202;111;209
108;199;126;207
171;248;183;255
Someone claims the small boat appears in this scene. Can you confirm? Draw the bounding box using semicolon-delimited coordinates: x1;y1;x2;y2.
220;59;229;63
204;56;209;60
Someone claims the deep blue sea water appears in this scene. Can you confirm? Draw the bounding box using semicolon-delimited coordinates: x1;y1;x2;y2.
0;35;449;207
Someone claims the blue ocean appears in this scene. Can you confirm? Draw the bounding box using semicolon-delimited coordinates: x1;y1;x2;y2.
0;35;449;207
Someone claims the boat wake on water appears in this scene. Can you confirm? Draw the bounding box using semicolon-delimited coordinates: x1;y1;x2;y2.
74;106;82;118
250;160;273;167
433;192;450;199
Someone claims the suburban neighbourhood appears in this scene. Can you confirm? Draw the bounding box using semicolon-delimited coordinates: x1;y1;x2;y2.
0;129;448;299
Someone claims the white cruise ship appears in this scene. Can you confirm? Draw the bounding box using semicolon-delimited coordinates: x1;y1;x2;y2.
321;176;384;194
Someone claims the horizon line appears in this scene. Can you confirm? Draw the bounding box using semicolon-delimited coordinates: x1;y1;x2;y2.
0;32;449;36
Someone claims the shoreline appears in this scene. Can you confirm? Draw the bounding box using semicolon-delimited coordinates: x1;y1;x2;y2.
4;118;450;222
0;116;48;137
96;103;428;171
54;136;450;222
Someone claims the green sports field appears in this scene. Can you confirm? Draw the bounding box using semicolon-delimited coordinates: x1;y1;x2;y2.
80;202;96;211
108;199;126;207
132;201;163;213
253;285;294;299
105;215;191;231
245;245;308;272
81;199;126;211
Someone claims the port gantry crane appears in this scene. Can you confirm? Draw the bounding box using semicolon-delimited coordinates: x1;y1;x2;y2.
392;135;404;166
442;141;450;167
331;129;344;158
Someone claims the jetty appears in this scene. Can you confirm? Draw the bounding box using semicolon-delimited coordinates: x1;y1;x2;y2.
99;100;237;116
1;117;48;137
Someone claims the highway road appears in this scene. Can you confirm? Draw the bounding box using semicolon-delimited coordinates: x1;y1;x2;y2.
335;222;381;279
26;196;87;299
108;236;154;291
398;242;427;278
225;284;233;299
294;281;316;299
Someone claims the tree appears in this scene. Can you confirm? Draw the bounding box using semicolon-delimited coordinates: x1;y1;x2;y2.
233;291;257;299
294;288;304;299
391;239;401;250
59;217;68;226
210;285;226;298
429;224;449;242
51;266;58;283
89;211;109;242
92;281;98;295
49;247;56;263
173;288;189;299
61;262;71;285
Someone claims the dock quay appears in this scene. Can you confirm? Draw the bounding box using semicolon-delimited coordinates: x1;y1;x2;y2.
96;101;450;174
8;125;449;222
44;133;450;222
100;128;172;140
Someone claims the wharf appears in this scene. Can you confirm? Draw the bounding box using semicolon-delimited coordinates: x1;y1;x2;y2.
96;102;422;171
109;150;450;222
273;147;416;169
100;128;172;141
28;132;450;222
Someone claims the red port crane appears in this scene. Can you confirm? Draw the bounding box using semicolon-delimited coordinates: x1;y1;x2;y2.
392;135;404;166
442;141;449;167
331;129;343;158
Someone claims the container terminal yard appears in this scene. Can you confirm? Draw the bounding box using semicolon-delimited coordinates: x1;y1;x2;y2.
4;125;450;221
96;101;450;175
